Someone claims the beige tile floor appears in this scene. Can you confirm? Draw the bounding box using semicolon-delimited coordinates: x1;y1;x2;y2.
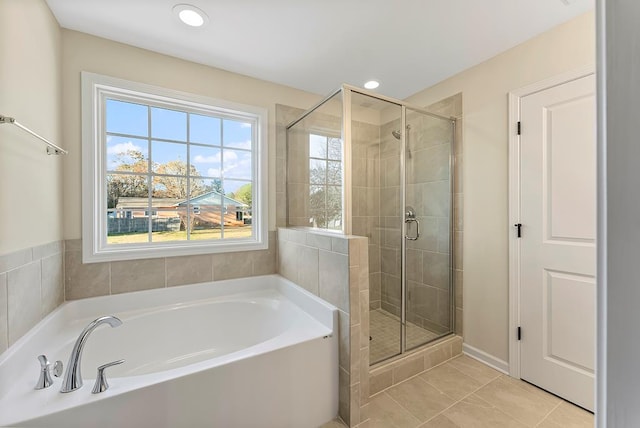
370;309;440;364
322;355;593;428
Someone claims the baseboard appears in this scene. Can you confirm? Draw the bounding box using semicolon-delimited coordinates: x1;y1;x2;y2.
462;343;509;374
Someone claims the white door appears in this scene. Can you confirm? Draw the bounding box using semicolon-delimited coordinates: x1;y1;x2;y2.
519;74;596;411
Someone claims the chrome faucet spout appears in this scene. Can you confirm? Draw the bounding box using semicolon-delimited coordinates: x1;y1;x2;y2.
60;316;122;393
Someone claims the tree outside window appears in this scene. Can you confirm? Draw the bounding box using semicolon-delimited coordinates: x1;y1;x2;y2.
308;133;342;230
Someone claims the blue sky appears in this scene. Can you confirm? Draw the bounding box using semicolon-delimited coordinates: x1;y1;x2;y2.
105;99;252;193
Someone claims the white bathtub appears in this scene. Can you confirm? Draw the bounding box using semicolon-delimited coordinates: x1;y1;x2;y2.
0;275;339;427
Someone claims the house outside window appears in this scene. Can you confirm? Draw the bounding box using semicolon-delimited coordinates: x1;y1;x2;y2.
82;72;267;262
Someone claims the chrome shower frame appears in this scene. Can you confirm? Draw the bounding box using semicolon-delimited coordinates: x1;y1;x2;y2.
286;84;457;361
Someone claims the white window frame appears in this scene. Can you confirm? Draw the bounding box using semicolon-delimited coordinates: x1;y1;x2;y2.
81;72;268;263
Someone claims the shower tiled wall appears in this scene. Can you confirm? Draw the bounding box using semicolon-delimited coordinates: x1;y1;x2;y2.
351;121;382;311
377;120;403;320
275;105;304;228
376;116;451;334
0;241;64;353
427;94;463;336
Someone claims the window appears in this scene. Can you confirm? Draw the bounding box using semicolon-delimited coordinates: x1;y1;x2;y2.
82;72;267;262
308;133;342;230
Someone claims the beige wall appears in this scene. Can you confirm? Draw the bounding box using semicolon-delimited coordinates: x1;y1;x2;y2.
0;0;63;255
61;29;322;239
0;0;65;354
405;11;595;362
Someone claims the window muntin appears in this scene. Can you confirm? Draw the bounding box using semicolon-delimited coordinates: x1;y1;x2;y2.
105;99;253;244
308;133;342;230
83;73;267;262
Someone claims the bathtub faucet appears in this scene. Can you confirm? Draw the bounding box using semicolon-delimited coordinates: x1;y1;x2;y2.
60;316;123;393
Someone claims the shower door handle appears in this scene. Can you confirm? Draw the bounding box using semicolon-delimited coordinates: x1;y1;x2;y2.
405;218;420;241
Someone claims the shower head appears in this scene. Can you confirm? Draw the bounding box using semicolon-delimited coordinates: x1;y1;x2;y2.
392;124;411;140
392;125;412;158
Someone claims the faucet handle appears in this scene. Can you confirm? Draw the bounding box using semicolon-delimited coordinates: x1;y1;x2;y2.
92;359;124;394
35;355;63;390
52;360;63;377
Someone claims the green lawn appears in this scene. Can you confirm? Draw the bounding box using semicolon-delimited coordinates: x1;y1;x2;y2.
107;227;253;244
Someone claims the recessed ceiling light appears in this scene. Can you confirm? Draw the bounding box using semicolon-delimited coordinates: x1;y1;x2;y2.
173;4;209;27
364;80;380;90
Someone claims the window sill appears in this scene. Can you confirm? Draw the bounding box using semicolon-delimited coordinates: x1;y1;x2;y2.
82;239;268;263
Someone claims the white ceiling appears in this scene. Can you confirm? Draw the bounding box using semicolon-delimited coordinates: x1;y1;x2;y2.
45;0;594;99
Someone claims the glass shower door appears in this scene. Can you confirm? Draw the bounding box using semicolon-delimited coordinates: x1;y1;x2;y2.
404;108;454;350
349;91;404;364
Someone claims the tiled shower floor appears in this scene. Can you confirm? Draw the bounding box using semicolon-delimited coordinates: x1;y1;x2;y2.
370;309;440;364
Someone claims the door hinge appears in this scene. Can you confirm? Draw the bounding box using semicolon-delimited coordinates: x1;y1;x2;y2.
517;121;521;135
514;223;522;238
517;327;522;341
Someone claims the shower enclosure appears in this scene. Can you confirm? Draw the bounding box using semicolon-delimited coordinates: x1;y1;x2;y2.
286;85;455;365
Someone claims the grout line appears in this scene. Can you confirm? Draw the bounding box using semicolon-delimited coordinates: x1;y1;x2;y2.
427;362;491;387
385;350;560;419
414;374;459;401
507;376;565;404
448;356;502;385
108;261;112;295
534;401;563;427
62;241;66;302
385;368;482;426
471;393;535;426
39;258;44;318
478;374;503;390
419;365;496;426
380;391;422;427
3;273;8;350
163;257;168;287
370;348;458;399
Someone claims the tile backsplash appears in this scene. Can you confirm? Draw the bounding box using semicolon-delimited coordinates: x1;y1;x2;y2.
64;231;277;300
